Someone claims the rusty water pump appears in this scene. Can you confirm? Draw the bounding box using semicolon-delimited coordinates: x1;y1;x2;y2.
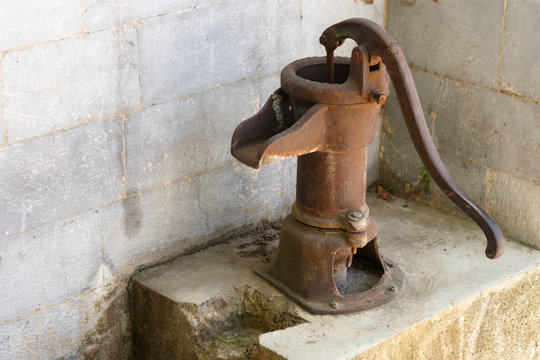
231;18;504;314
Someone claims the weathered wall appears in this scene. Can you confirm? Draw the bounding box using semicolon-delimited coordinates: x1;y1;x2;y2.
355;267;540;360
381;0;540;248
0;1;384;358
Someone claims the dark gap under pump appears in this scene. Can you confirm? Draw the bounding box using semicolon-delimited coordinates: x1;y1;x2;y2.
230;18;504;315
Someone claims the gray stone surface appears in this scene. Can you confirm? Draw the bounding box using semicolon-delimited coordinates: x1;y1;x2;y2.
0;117;124;234
132;234;305;360
259;196;540;360
125;79;258;191
380;132;423;192
501;0;540;101
2;27;140;142
486;170;540;249
434;79;540;183
259;71;281;106
429;152;487;217
383;70;442;139
0;298;82;360
367;116;381;187
0;3;387;358
353;267;540;360
138;0;301;106
382;0;540;257
380;132;487;217
101;163;293;274
301;0;384;57
0;0;81;52
387;0;504;88
82;0;209;32
130;194;540;360
0;95;4;143
0;211;101;323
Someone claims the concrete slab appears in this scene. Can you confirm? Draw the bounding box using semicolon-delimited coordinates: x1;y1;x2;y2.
132;194;540;360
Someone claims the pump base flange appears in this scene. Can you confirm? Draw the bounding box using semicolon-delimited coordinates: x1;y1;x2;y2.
256;263;403;315
255;215;404;315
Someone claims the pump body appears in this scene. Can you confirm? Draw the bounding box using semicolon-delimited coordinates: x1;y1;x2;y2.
231;18;504;314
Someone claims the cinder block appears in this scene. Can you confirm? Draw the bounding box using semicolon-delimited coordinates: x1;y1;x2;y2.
0;117;124;234
0;298;82;360
101;163;292;273
82;0;208;32
387;0;504;88
0;0;81;52
138;0;301;106
434;79;540;182
486;170;540;249
3;27;140;142
501;0;540;101
380;132;487;218
383;70;442;139
302;0;385;57
0;211;101;323
125;79;258;191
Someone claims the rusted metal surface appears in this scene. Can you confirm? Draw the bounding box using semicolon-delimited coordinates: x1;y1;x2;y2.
319;18;504;259
262;216;402;314
230;18;504;314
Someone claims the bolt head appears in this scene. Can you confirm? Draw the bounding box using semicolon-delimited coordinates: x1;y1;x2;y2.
345;211;367;232
347;212;365;221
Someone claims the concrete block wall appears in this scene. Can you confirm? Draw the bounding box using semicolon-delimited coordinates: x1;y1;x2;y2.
0;1;384;358
381;0;540;249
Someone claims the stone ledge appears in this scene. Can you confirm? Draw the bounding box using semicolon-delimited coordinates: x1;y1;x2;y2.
131;194;540;360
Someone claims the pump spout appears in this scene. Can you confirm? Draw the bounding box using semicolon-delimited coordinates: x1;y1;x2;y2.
231;89;330;169
232;48;386;171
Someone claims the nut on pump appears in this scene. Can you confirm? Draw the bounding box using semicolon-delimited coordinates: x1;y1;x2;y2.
231;18;504;314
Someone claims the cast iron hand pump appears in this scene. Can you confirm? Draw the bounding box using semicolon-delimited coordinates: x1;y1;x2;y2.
231;18;504;314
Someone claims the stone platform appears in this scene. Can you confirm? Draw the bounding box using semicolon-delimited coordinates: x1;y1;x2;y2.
131;194;540;359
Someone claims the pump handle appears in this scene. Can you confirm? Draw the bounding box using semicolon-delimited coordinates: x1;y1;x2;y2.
320;18;503;259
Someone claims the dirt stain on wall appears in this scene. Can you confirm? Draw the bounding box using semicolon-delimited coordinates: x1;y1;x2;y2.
122;189;142;238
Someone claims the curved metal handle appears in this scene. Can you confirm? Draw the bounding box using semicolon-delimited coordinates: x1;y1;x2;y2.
320;18;504;259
